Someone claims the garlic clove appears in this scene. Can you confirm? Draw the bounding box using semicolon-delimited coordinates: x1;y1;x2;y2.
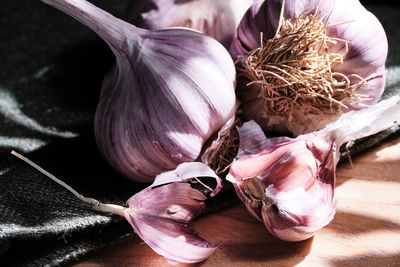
230;0;388;136
227;121;336;241
124;183;216;263
126;0;258;48
227;96;400;242
260;139;337;241
42;0;237;182
124;162;222;263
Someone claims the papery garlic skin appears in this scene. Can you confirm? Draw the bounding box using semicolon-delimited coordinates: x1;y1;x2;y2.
124;162;222;263
230;0;388;136
42;0;236;182
126;0;258;48
228;97;400;242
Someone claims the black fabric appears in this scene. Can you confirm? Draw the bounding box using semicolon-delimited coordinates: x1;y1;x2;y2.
0;1;399;266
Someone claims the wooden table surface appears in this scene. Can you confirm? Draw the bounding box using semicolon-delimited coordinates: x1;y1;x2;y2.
74;136;400;267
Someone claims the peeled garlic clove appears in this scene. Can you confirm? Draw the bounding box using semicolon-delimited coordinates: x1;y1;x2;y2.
227;121;336;241
42;0;237;182
124;162;222;263
126;0;258;48
230;0;388;136
227;96;400;242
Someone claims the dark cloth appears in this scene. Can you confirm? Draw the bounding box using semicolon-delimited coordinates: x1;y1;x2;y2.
0;1;399;266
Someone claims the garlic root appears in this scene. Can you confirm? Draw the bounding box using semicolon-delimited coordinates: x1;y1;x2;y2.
240;11;368;118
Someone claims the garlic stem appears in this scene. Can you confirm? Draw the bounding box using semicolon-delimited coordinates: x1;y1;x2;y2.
41;0;140;51
92;202;125;217
10;150;125;217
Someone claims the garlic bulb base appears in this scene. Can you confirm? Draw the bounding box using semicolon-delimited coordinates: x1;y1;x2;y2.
231;0;388;136
260;111;343;137
238;11;370;135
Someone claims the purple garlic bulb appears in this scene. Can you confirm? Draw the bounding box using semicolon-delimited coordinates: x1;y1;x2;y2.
230;0;388;136
42;0;237;182
126;0;258;48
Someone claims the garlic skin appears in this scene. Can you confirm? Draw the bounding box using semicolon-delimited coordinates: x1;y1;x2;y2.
126;0;258;48
124;162;222;263
230;0;388;136
227;97;400;241
42;0;236;182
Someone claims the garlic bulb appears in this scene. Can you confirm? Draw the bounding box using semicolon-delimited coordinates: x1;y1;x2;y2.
42;0;236;182
126;0;258;48
230;0;388;136
227;96;400;241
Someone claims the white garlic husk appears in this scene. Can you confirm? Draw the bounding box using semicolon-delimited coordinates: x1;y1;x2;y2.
126;0;258;48
43;0;237;182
